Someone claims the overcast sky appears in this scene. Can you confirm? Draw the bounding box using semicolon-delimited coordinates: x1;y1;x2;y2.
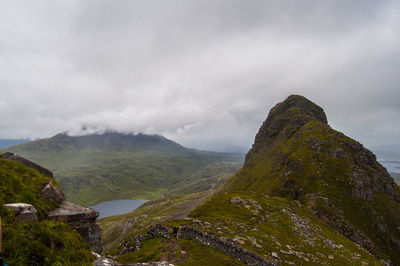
0;0;399;158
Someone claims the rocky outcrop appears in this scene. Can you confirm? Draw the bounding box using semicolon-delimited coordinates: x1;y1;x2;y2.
3;203;38;222
41;182;65;203
93;252;122;266
1;152;53;178
1;152;103;253
1;152;103;263
47;201;102;253
39;180;101;252
247;95;328;160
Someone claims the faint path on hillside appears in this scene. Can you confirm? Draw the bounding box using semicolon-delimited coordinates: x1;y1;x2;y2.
159;239;189;264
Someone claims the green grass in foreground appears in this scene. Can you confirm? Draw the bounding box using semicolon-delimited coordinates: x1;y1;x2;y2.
0;159;58;217
116;238;245;265
1;216;93;266
0;158;93;265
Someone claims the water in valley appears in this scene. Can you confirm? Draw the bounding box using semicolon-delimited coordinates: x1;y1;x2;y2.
89;199;147;219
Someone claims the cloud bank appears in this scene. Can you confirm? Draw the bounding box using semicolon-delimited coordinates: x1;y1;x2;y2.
0;0;399;158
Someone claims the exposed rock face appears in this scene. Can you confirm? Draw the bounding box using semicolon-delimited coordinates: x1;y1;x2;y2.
230;196;247;205
247;95;328;161
1;153;103;256
1;152;54;178
41;182;65;203
47;201;102;253
4;203;38;222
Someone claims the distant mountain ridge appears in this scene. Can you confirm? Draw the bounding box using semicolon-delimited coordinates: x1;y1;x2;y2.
1;132;244;205
9;132;184;151
0;138;29;148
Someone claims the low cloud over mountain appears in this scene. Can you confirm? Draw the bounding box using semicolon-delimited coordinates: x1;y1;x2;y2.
0;1;399;157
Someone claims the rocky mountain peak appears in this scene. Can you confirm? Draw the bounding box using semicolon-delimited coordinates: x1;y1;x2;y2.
271;95;327;124
247;95;327;160
226;95;400;263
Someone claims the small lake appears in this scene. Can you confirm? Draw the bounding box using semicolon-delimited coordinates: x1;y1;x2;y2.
89;199;147;219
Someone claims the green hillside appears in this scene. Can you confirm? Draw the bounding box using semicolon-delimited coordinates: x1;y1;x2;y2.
0;158;92;265
165;162;242;195
109;191;381;265
2;132;243;205
225;95;400;263
99;191;215;252
99;162;241;252
185;192;381;265
105;95;397;265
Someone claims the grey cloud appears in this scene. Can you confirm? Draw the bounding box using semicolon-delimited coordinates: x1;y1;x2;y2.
0;0;399;159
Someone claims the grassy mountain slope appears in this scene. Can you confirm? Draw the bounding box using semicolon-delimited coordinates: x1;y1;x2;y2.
0;157;92;265
2;132;243;205
99;162;242;252
185;192;380;265
110;191;381;265
99;191;214;252
165;162;242;195
225;95;400;263
117;238;245;266
106;95;395;265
